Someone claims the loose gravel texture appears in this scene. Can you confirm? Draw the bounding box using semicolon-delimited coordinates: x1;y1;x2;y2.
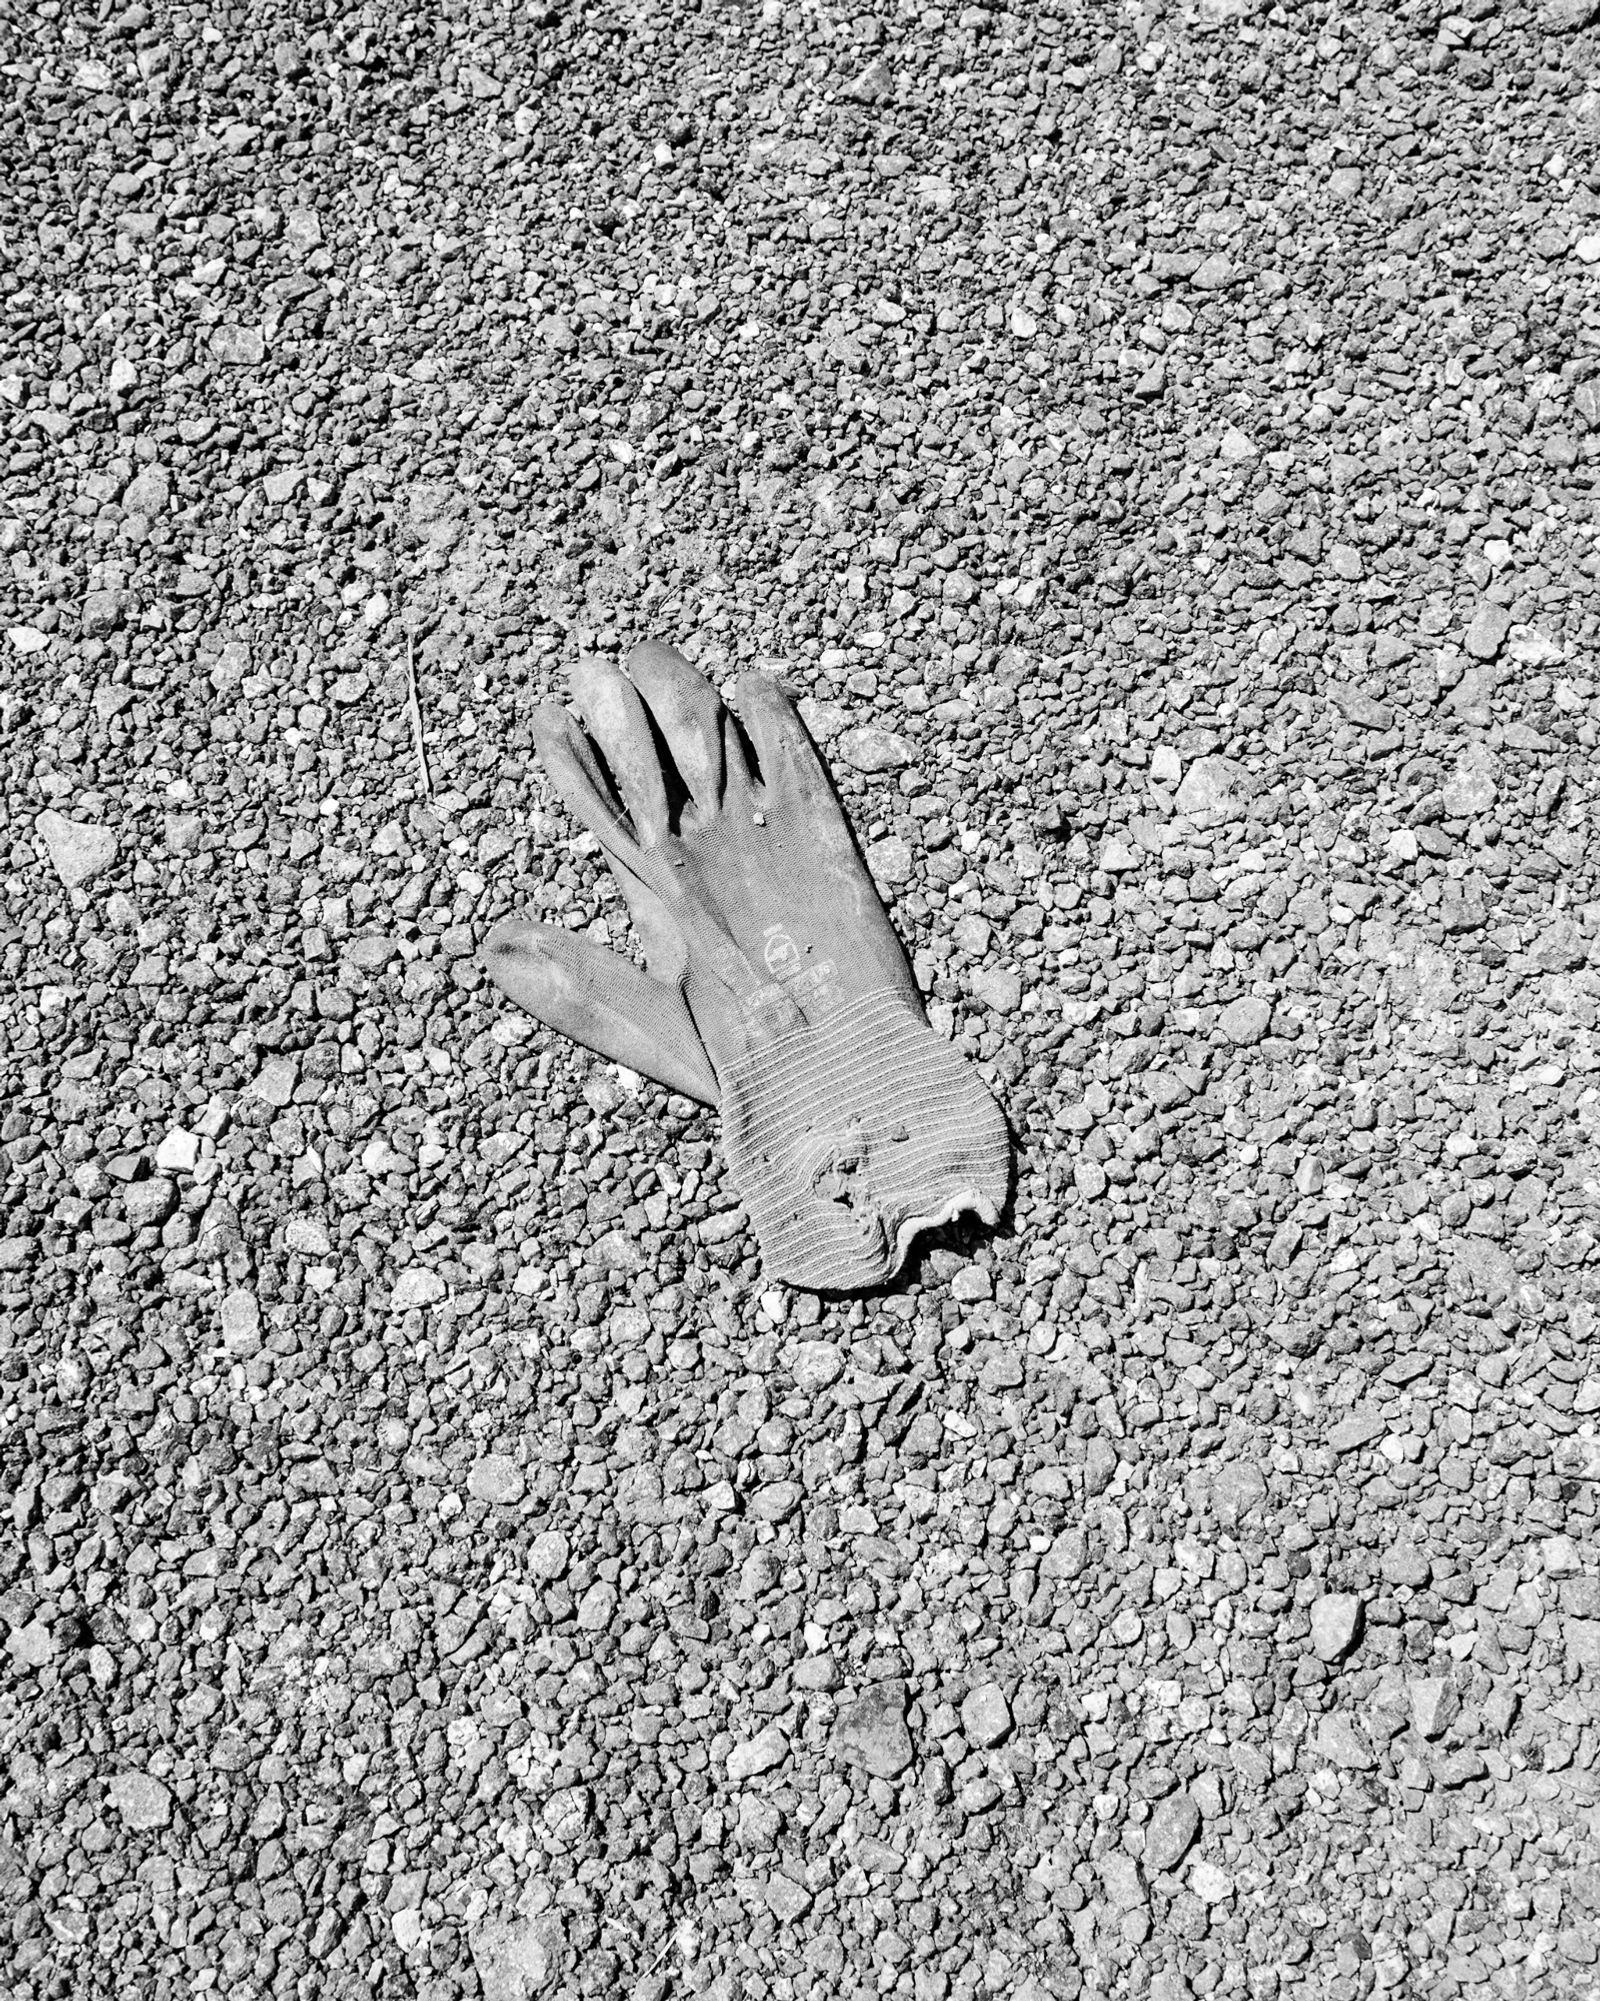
5;2;1600;1999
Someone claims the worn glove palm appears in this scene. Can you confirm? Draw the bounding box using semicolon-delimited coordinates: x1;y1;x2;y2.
482;640;1010;1291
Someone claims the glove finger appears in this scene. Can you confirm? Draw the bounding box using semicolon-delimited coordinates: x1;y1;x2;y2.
530;701;639;857
481;919;719;1104
568;655;670;847
609;847;693;984
733;673;855;854
624;639;727;814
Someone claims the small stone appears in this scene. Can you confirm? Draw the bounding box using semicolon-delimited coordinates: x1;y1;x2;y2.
1100;1852;1147;1909
1463;601;1512;661
125;1177;178;1229
6;1621;53;1669
1310;1592;1363;1661
1210;1459;1267;1526
220;1291;261;1356
1174;754;1249;816
575;1581;616;1631
1554;1436;1600;1481
1041;1530;1087;1580
1410;1677;1461;1740
1328;682;1392;729
470;1914;553;2000
82;588;125;635
528;1530;569;1580
468;1455;525;1505
971;966;1021;1013
749;1480;802;1521
1144;1792;1201;1873
833;1679;914;1777
951;1265;992;1303
1083;1437;1118;1495
837;725;915;773
210;323;267;365
1441;745;1498;818
1328;1410;1387;1455
1315;1713;1376;1770
765;1874;813;1921
391;1267;447;1309
1189;1860;1233;1904
252;1056;298;1107
727;1724;789;1781
1219;995;1272;1045
1565;1618;1600;1669
284;207;323;255
788;1339;845;1391
37;810;118;889
1099;836;1137;872
124;463;170;514
1381;1543;1431;1589
543;1785;590;1847
154;1127;201;1174
867;834;913;884
284;1216;330;1256
960;1682;1012;1748
1190;252;1237;290
107;1771;173;1830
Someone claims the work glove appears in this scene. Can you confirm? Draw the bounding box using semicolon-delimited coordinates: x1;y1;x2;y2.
482;640;1010;1291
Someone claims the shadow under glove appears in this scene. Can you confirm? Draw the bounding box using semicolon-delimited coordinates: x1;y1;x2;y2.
482;639;1010;1291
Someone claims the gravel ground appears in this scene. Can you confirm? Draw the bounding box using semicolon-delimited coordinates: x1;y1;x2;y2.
6;0;1600;1997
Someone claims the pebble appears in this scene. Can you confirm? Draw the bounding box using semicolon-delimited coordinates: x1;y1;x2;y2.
153;1127;200;1173
787;1339;846;1391
1174;754;1248;816
837;725;915;773
467;1455;525;1505
106;1772;172;1831
833;1682;914;1778
1188;1860;1233;1906
391;1268;447;1310
1144;1792;1201;1873
959;1682;1012;1749
1327;1410;1386;1455
1310;1592;1364;1662
1316;1715;1378;1772
35;810;117;888
1410;1678;1461;1741
727;1724;788;1783
1218;995;1273;1046
970;966;1022;1014
1463;601;1513;661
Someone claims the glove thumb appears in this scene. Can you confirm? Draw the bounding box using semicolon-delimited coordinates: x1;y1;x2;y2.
482;920;719;1105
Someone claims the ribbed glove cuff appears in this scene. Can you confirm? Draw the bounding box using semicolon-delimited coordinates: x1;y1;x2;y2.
721;988;1011;1290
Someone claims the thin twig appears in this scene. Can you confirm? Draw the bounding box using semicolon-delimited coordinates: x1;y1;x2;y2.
406;632;433;804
